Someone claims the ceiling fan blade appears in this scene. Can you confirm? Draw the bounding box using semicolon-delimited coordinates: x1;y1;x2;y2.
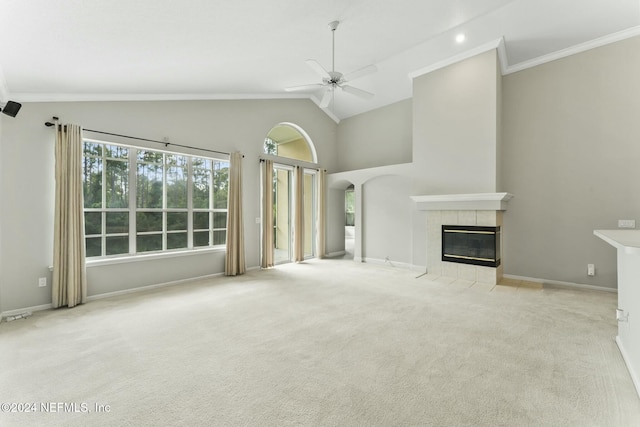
319;87;333;108
343;64;377;82
285;83;324;92
306;59;331;80
341;85;374;99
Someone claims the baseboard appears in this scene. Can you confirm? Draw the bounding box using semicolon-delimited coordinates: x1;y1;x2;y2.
616;336;640;399
502;274;617;293
325;251;346;258
1;269;262;319
362;257;416;270
321;255;425;272
87;272;226;302
2;303;53;319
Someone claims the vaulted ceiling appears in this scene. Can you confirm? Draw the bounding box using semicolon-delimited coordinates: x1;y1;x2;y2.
1;0;639;121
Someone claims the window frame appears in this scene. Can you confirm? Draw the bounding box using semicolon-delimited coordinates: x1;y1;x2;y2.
82;138;229;260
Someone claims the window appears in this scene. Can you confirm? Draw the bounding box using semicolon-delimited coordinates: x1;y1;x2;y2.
263;124;316;163
83;140;229;258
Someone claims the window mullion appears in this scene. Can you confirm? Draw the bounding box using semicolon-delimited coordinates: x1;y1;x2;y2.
187;157;194;249
210;161;214;245
129;148;137;255
101;149;107;257
163;153;167;251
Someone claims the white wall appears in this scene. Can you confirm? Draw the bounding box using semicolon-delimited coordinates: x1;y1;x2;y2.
361;175;412;265
1;109;55;311
336;99;412;172
0;114;3;314
0;99;337;311
412;49;500;195
501;36;640;288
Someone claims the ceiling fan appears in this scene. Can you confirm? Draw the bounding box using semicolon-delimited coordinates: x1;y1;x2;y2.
285;20;377;108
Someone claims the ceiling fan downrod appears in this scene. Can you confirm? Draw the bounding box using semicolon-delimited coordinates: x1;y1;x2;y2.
328;20;339;73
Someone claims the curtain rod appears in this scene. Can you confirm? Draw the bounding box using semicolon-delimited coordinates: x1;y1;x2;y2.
44;117;236;157
259;157;324;172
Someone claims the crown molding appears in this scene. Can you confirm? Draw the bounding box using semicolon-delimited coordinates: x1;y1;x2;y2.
11;90;341;123
408;24;640;79
408;37;505;80
10;92;310;103
504;25;640;75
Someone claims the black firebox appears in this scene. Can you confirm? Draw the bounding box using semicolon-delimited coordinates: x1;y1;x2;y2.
442;225;501;268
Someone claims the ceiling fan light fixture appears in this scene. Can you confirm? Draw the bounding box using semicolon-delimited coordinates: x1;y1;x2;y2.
284;19;377;107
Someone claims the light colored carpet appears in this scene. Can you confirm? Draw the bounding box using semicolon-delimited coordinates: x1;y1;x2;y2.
1;259;639;426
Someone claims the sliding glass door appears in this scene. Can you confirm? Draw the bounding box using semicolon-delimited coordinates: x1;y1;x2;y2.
274;165;292;264
272;165;316;263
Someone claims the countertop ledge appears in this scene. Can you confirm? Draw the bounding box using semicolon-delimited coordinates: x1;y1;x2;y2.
594;230;640;255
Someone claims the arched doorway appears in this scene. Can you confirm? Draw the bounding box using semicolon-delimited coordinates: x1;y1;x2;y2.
344;184;355;259
263;123;318;264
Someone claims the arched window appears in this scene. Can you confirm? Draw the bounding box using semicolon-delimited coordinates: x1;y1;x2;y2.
264;123;317;163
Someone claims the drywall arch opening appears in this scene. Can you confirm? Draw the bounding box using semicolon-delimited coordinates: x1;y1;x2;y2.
327;179;358;260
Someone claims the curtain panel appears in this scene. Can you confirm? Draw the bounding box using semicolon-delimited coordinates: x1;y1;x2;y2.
293;166;305;262
225;152;245;276
260;160;274;268
52;123;87;308
316;169;327;258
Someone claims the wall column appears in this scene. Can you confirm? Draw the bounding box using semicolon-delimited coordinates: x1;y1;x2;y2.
353;183;363;262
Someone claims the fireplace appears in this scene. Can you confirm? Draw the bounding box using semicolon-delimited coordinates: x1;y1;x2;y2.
410;193;512;285
442;225;500;268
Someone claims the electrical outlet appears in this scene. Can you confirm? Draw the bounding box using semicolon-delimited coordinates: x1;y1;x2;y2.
587;264;595;276
618;219;636;229
616;308;629;323
38;277;47;287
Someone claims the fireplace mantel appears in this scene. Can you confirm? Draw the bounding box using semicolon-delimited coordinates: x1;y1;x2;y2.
411;192;513;211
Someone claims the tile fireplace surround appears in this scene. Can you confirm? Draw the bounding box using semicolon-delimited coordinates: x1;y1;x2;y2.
411;193;513;286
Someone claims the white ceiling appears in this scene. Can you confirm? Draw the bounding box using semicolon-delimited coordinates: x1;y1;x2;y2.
1;0;639;121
